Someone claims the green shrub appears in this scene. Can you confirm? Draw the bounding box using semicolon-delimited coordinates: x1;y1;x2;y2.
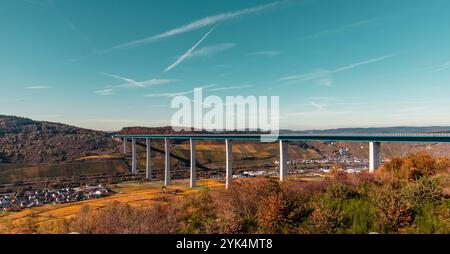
412;202;450;234
406;177;445;210
325;183;359;200
340;198;375;234
370;182;414;233
305;195;349;234
177;191;218;234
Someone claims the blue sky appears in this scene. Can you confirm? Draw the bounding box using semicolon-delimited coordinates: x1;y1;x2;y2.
2;0;450;131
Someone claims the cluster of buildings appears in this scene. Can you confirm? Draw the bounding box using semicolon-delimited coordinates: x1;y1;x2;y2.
233;170;278;179
0;185;111;211
268;145;372;176
274;157;367;167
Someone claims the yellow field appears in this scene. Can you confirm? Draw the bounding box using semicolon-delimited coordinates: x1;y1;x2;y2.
0;178;224;233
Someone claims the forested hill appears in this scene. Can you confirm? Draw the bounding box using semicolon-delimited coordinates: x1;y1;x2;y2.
0;115;117;163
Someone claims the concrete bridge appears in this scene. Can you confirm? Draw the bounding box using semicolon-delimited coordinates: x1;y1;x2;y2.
114;133;450;189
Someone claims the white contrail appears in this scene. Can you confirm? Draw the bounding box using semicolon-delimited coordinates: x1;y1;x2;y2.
209;84;253;91
246;50;280;56
24;85;49;89
103;73;177;88
96;2;279;54
279;54;395;83
104;73;145;88
310;102;326;111
144;84;217;97
189;43;236;58
94;89;115;96
164;27;215;72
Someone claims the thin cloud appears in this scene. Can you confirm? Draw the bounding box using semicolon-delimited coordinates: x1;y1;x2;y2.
164;27;215;72
144;91;192;98
405;60;450;74
96;1;279;54
428;61;450;73
278;54;394;85
94;89;115;96
301;19;375;40
246;50;280;57
310;102;326;111
145;84;217;97
190;43;236;58
24;85;49;90
292;100;448;108
307;101;365;110
333;55;394;72
316;78;332;87
104;73;144;88
103;73;177;88
209;84;253;91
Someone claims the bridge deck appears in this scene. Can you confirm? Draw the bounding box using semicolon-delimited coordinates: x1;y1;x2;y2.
114;133;450;143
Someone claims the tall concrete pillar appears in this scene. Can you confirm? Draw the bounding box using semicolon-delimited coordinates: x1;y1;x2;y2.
369;142;381;173
190;139;196;188
225;139;233;189
123;138;127;154
131;138;137;174
164;138;171;186
279;140;288;181
146;138;151;180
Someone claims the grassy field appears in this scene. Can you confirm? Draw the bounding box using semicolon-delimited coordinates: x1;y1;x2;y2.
0;178;224;233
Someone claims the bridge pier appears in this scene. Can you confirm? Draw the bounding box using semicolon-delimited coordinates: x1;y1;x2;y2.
164;138;171;186
279;140;288;181
225;139;233;189
123;138;127;154
146;138;151;180
190;139;196;188
369;142;381;173
131;138;137;174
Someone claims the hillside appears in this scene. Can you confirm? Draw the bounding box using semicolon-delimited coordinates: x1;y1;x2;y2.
0;115;119;164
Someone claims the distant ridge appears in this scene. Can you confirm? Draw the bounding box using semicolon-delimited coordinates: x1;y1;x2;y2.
121;126;450;135
281;126;450;134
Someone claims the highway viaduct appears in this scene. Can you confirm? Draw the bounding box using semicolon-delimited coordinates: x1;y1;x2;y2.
115;133;450;189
